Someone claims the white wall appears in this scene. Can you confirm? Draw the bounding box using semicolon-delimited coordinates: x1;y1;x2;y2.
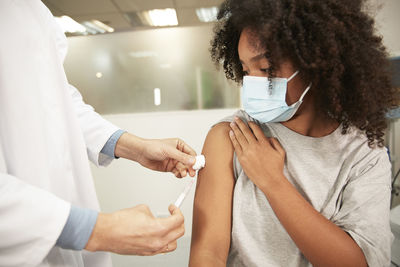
374;0;400;56
375;0;400;200
91;109;236;267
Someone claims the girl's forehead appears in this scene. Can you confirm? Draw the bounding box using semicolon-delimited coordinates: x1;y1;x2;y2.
239;31;269;58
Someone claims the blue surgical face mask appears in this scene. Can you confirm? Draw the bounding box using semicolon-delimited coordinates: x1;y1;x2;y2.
241;71;311;123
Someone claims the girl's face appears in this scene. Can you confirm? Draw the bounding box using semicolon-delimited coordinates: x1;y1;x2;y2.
238;28;307;106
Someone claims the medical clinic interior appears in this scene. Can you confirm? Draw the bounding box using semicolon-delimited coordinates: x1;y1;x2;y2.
29;0;400;266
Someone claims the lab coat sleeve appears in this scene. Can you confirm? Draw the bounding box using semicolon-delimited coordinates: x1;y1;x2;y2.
68;84;120;167
0;174;71;266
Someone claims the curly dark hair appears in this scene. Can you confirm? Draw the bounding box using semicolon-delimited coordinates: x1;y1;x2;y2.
211;0;399;147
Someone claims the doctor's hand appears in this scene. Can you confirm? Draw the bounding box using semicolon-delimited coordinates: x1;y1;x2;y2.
229;117;286;192
115;133;197;178
85;204;185;256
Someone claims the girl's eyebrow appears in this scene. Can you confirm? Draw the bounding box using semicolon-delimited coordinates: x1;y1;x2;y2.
240;53;266;64
250;53;266;62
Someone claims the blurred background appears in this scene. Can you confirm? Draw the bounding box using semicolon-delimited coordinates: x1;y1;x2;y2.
42;0;400;266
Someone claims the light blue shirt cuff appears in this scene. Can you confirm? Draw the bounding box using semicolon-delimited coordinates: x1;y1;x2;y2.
56;205;98;250
100;129;126;158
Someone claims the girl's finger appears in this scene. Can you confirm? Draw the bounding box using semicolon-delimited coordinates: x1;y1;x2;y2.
230;121;248;147
234;117;256;143
269;138;285;156
248;121;267;142
229;130;243;155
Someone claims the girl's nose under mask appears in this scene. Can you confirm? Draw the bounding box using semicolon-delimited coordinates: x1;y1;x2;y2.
241;70;311;123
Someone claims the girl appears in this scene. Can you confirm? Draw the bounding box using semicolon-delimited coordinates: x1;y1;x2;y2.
189;0;399;266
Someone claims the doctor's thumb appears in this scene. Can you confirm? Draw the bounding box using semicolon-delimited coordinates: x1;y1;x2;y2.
168;204;179;215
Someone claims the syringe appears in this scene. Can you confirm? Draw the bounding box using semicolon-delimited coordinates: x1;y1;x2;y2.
174;178;196;208
174;155;205;208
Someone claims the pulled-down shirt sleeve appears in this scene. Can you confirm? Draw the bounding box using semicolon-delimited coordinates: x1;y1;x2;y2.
56;206;98;250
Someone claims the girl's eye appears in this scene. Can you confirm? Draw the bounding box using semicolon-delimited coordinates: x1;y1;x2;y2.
260;68;269;73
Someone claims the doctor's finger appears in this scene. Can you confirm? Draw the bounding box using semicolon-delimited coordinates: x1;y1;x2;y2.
234;117;256;143
229;130;243;155
166;144;196;167
248;122;267;142
144;239;177;256
179;142;197;177
163;229;182;250
178;140;197;157
172;168;182;178
175;162;188;178
166;241;178;252
158;205;185;231
165;158;176;172
157;216;185;241
155;241;178;255
154;240;178;256
175;160;195;177
187;167;196;177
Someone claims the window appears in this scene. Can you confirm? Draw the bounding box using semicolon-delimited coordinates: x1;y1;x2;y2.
64;25;240;114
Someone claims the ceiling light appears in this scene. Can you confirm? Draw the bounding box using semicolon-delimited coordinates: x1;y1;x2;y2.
196;7;219;23
142;8;178;27
81;20;114;35
54;16;87;33
81;21;106;34
91;20;114;33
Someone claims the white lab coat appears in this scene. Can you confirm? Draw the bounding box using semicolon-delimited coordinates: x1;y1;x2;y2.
0;1;119;266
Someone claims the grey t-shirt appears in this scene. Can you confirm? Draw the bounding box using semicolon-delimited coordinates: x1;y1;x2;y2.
220;110;393;267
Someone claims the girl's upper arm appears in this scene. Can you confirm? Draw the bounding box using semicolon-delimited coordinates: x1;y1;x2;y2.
189;122;235;266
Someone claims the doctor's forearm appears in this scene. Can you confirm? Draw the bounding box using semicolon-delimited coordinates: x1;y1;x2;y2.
114;132;146;162
260;177;367;267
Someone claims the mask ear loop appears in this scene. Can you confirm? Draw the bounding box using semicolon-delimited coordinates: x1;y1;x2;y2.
287;70;311;102
268;70;300;95
287;70;300;82
299;83;312;102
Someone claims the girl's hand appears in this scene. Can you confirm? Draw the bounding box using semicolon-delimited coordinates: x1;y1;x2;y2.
229;117;286;191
